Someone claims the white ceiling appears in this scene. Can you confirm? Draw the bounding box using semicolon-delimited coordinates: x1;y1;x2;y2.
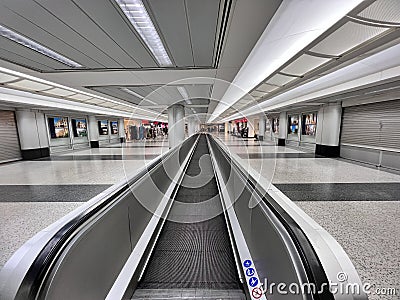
0;0;281;120
1;0;397;123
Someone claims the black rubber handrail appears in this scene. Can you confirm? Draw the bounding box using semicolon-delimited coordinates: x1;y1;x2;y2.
209;136;334;300
15;136;196;300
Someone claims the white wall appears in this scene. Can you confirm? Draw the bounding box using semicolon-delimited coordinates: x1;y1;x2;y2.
15;110;48;150
316;103;342;146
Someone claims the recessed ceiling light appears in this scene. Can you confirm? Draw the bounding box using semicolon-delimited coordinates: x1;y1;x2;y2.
68;94;93;101
115;0;173;67
177;86;192;104
0;72;19;83
8;79;52;91
0;25;82;68
44;88;76;97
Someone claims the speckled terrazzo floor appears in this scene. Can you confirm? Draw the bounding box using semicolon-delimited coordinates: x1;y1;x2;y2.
0;141;167;270
297;201;400;300
0;202;82;268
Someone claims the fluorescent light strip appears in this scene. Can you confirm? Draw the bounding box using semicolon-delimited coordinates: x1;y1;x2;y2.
115;0;173;67
0;25;82;68
177;86;192;104
121;87;157;104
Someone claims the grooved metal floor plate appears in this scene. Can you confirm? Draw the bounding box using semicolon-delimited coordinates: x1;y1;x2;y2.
135;135;242;295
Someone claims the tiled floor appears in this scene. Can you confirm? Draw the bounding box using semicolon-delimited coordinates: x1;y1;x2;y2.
216;133;400;300
0;139;168;268
1;134;399;299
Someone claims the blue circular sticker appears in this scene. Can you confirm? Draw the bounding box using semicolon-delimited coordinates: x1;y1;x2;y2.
249;277;259;287
246;268;255;277
243;259;252;268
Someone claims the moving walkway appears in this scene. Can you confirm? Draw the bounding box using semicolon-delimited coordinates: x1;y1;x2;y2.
0;134;366;300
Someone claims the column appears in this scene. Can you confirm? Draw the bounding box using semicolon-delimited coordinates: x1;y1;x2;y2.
225;122;229;134
258;115;266;141
168;104;185;148
187;116;196;137
15;110;50;159
88;115;99;148
118;118;125;143
315;103;342;157
278;111;287;146
247;118;255;138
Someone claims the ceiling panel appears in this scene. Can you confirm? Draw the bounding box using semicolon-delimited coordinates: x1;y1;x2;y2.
0;72;18;83
0;48;55;71
85;98;106;104
186;0;220;67
73;0;157;68
265;74;295;86
257;83;279;93
310;22;387;56
358;0;400;23
146;0;193;67
68;94;93;101
90;86;141;104
250;90;265;98
44;88;76;97
281;54;331;76
185;84;212;99
0;36;69;70
99;101;117;108
33;0;137;67
0;1;108;68
8;79;52;91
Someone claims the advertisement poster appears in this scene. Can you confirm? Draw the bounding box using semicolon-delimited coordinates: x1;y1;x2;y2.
272;118;279;133
98;120;108;135
111;121;118;135
302;113;317;136
48;117;69;139
288;115;299;134
72;119;87;138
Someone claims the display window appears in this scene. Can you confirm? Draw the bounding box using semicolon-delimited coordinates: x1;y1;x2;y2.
288;115;299;134
110;121;118;135
48;117;69;138
302;113;317;136
98;120;108;135
71;119;87;138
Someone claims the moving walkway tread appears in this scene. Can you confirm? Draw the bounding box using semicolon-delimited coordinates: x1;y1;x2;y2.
133;135;244;299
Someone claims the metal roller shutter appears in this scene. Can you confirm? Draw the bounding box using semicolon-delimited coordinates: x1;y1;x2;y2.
0;110;21;163
341;100;400;150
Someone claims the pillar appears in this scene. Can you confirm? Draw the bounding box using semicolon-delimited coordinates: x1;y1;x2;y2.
88;115;99;148
188;116;196;137
315;103;342;157
118;118;125;143
278;111;287;146
15;110;50;159
247;118;255;138
258;115;266;141
225;122;229;134
168;104;185;148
